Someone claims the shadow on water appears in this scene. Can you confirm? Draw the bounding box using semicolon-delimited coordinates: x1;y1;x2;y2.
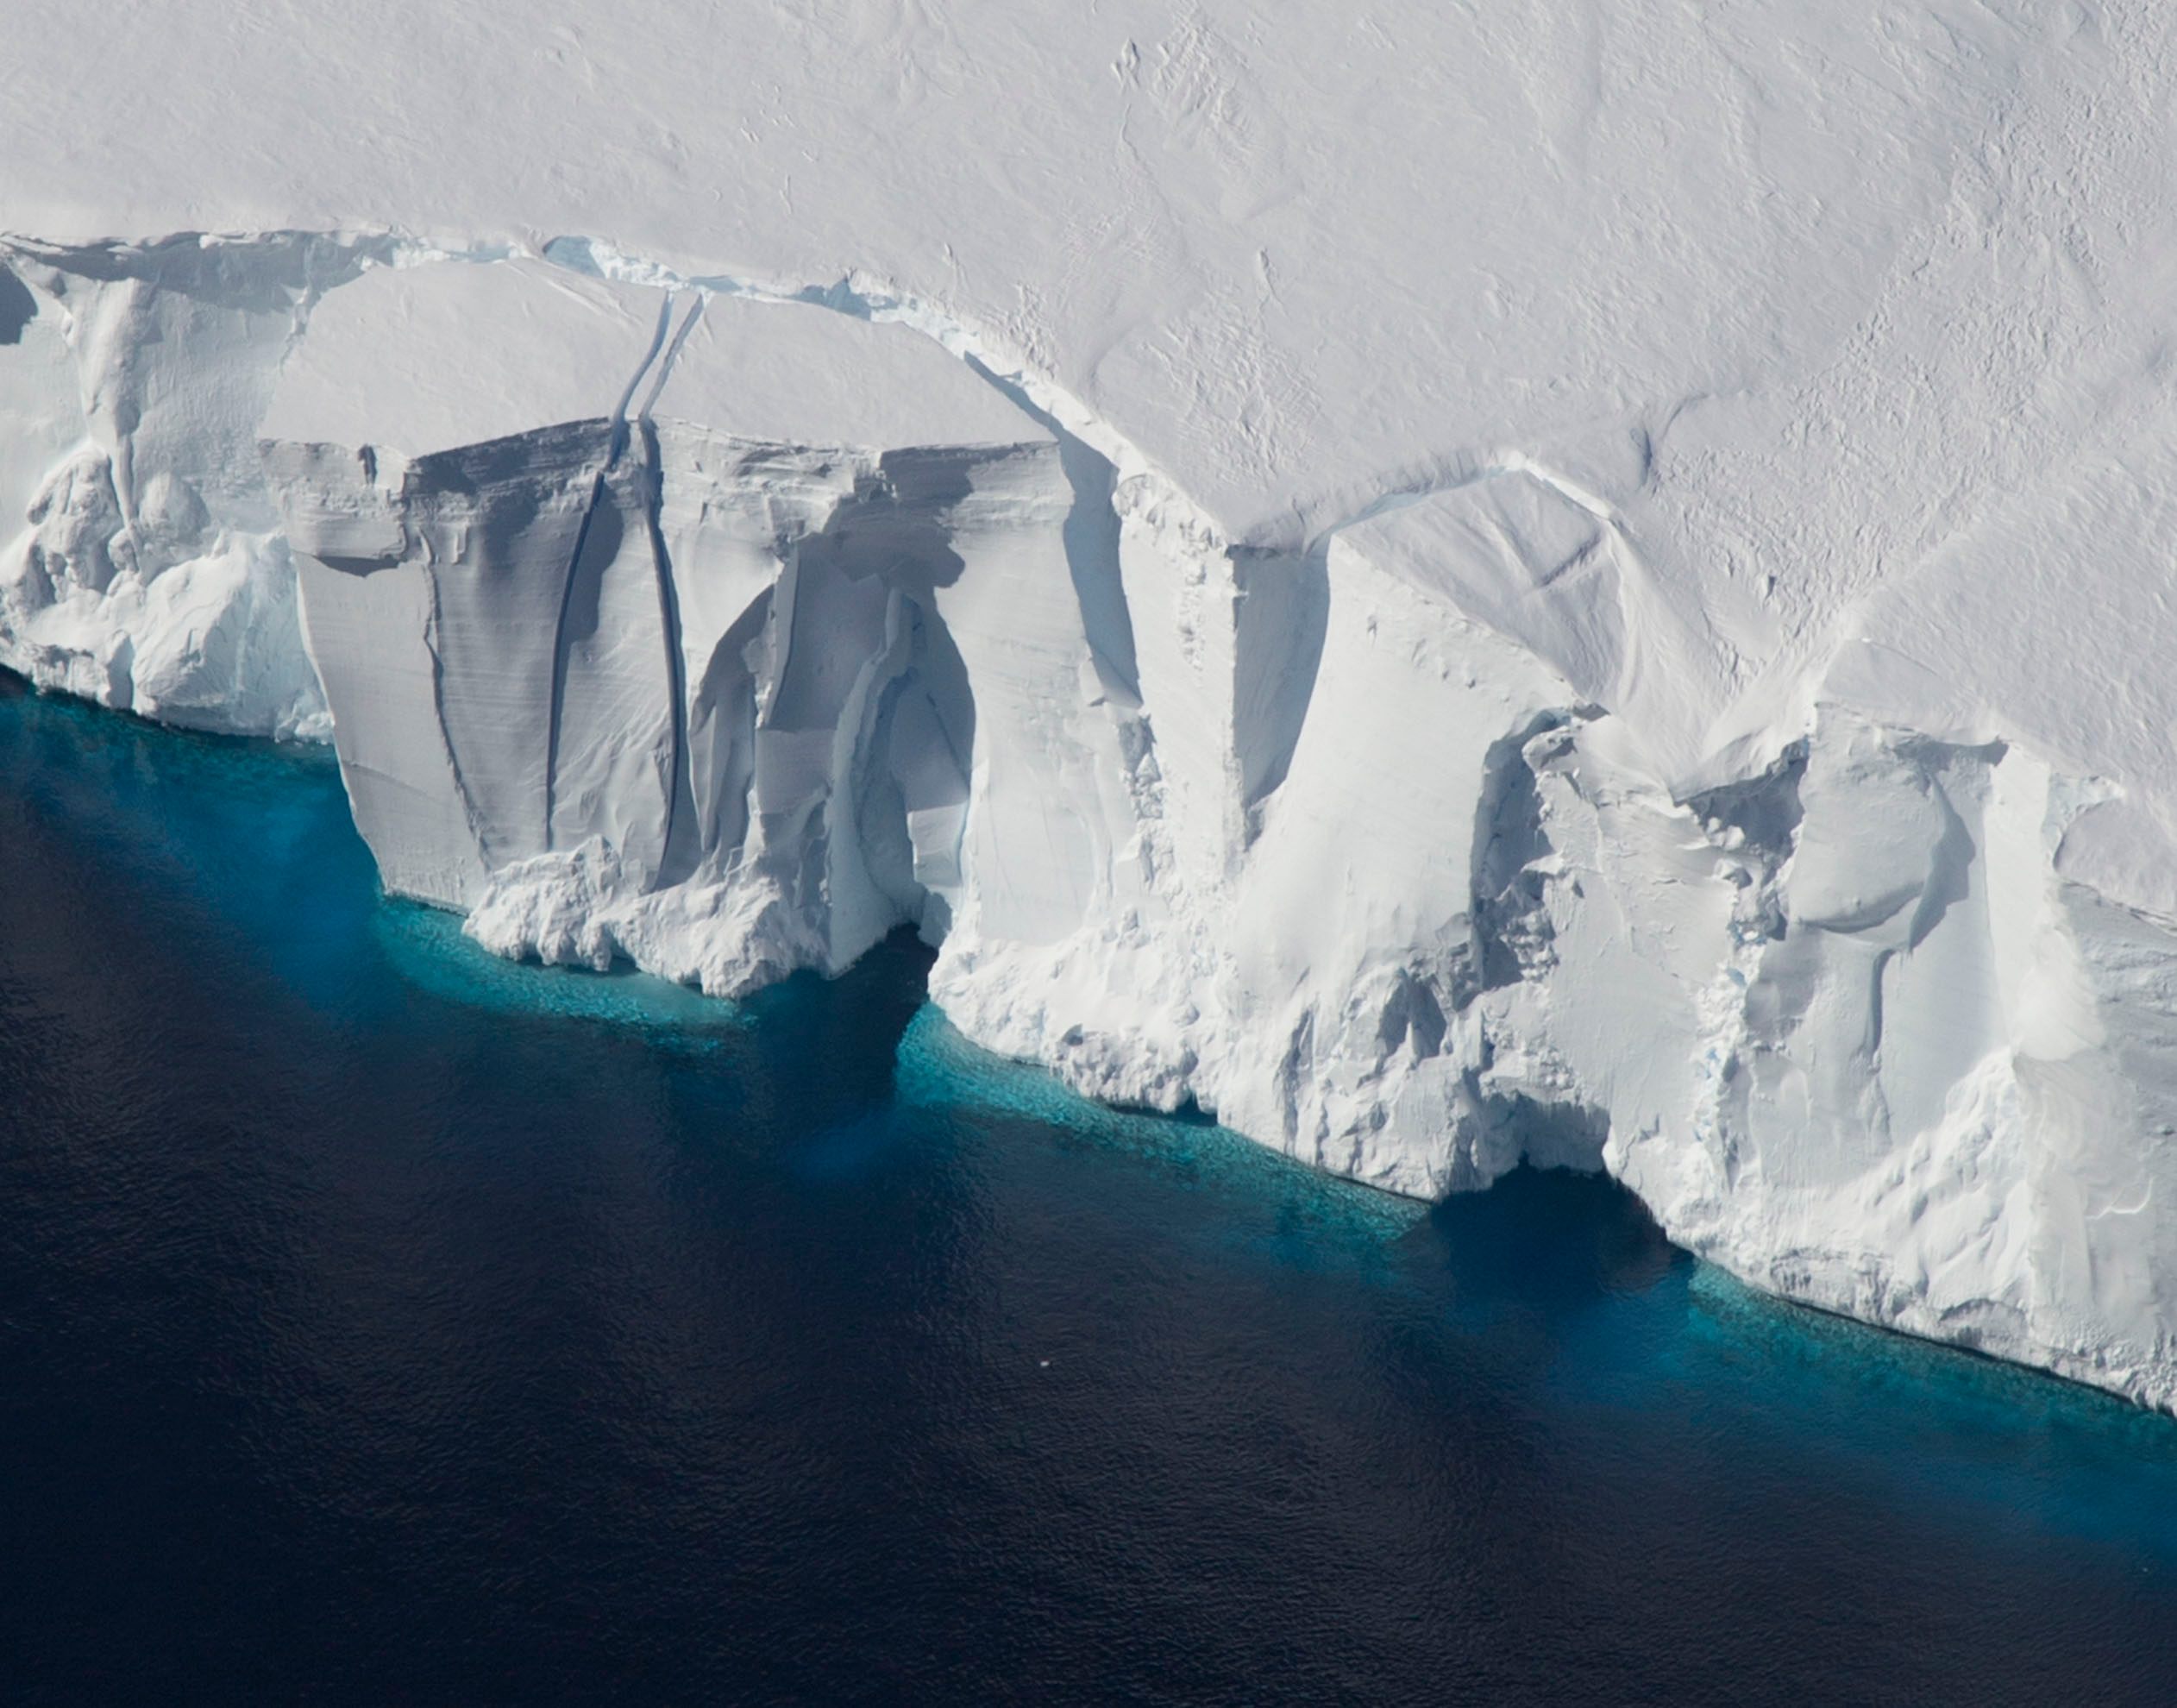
3;669;2177;1705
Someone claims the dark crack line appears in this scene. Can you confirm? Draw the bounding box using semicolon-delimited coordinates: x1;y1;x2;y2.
543;470;611;851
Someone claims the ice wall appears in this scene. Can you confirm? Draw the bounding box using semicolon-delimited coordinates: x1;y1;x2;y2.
262;260;1144;997
5;239;2176;1412
0;236;380;736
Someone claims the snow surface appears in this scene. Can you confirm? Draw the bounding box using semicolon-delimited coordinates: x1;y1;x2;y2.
8;0;2177;1406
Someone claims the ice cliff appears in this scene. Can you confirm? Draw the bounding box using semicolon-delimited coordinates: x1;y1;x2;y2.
8;0;2177;1410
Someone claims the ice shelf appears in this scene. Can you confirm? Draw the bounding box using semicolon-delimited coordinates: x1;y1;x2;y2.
7;0;2177;1408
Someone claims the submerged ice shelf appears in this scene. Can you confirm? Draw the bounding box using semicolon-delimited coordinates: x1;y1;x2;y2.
4;229;2174;1416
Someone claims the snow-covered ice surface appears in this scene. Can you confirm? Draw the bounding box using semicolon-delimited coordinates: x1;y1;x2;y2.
8;0;2177;1406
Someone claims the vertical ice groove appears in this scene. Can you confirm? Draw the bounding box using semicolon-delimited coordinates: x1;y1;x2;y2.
543;284;685;855
637;417;699;889
543;471;612;852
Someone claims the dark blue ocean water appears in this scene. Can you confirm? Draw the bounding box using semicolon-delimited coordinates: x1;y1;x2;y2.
2;674;2175;1705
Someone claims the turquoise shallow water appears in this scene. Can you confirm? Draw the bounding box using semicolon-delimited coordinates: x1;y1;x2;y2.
1;673;2174;1705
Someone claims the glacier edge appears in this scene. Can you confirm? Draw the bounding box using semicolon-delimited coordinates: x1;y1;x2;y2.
5;229;2176;1414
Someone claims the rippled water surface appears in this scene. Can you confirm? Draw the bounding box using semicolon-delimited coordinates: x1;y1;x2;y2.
3;675;2175;1705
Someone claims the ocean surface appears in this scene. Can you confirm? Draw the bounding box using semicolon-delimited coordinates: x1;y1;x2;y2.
1;674;2174;1705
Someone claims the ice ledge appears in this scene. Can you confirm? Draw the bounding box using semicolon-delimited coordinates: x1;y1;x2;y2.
5;228;2177;1416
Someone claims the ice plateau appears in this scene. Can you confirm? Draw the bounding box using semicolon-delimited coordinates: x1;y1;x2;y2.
6;0;2177;1408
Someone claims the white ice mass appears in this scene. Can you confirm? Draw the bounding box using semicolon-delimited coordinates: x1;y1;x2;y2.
6;0;2177;1406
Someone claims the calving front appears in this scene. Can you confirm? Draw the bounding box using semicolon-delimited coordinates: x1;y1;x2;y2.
4;237;2174;1412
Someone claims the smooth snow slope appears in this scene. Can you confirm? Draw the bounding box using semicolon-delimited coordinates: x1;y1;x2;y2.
6;1;2177;1406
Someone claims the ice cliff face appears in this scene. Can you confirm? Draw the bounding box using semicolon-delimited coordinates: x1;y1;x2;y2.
261;259;1110;996
4;226;2176;1413
0;235;360;736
